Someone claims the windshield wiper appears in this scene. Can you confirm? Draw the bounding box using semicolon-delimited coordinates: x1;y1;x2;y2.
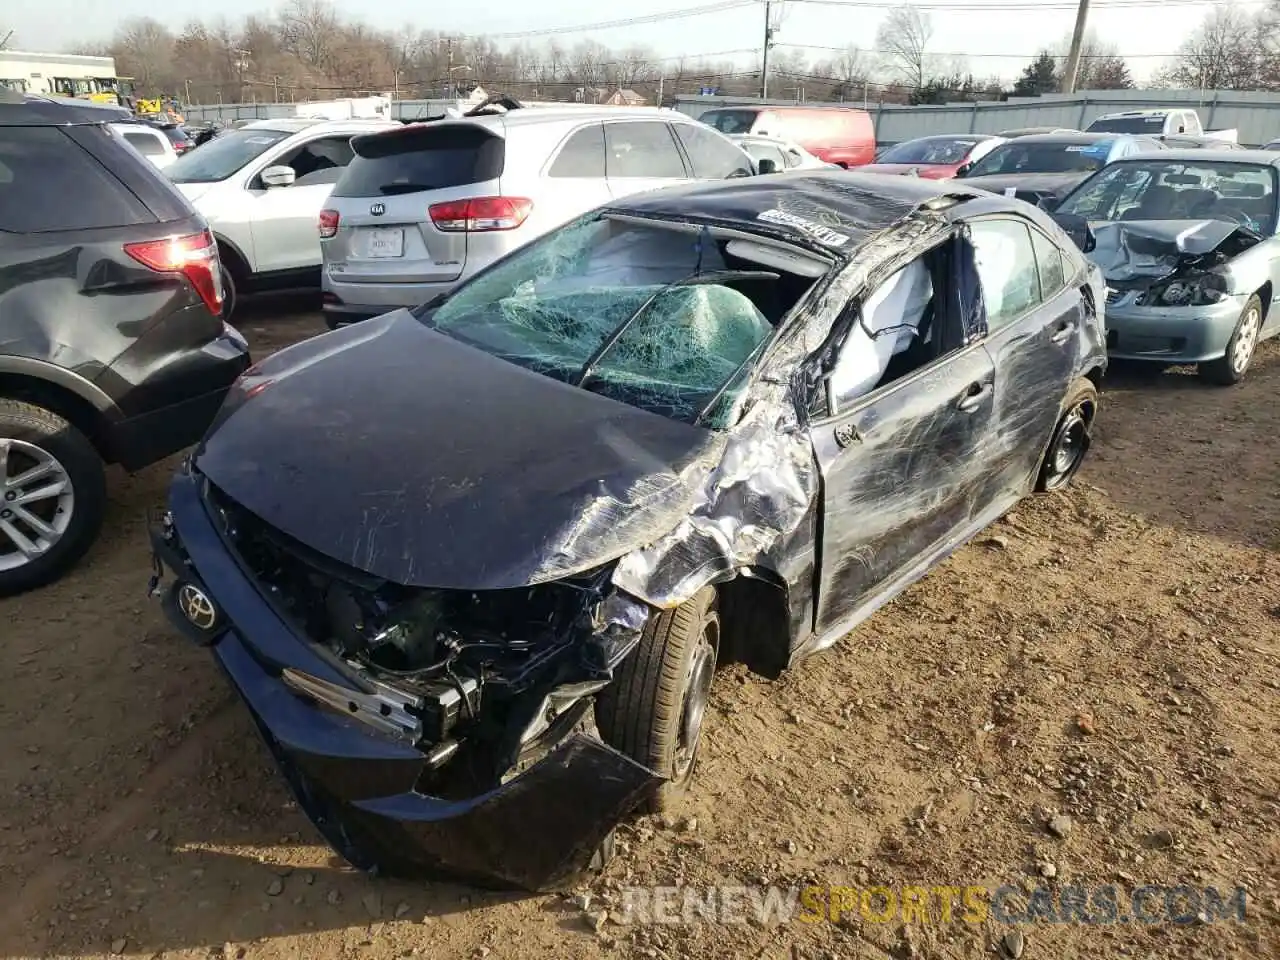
572;269;780;387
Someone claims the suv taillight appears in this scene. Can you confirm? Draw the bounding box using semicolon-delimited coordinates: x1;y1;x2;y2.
123;229;222;316
429;197;532;232
318;209;339;239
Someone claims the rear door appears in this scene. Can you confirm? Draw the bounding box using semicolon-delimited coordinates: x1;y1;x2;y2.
603;120;690;200
969;217;1076;500
669;122;754;180
538;122;614;222
325;122;503;286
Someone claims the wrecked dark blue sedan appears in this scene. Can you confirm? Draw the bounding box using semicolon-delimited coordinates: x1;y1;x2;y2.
148;172;1107;891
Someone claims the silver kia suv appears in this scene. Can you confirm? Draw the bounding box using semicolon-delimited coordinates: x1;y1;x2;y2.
319;105;755;326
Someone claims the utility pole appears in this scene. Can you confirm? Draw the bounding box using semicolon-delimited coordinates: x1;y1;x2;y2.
759;0;773;99
1060;0;1091;94
446;38;454;99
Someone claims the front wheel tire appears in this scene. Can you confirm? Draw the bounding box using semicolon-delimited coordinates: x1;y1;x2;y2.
1198;293;1262;386
596;587;720;814
0;400;107;596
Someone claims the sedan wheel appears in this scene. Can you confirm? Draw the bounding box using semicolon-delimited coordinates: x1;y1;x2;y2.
1199;294;1262;386
1036;378;1098;493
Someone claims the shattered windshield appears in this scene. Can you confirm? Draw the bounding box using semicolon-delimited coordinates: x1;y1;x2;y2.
966;140;1111;177
423;216;821;427
1057;160;1278;234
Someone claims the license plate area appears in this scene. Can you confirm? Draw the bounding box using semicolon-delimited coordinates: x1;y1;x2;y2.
365;228;404;258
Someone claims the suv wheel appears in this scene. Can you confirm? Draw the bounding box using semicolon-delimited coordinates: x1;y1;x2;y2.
219;263;239;321
0;400;108;596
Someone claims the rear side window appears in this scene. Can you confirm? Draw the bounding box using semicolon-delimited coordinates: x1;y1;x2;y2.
122;130;164;156
604;122;686;179
334;124;505;198
0;126;151;233
549;124;606;178
699;109;759;135
1029;227;1066;297
672;123;753;179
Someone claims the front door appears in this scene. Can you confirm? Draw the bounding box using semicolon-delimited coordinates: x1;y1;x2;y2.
250;135;356;274
809;341;999;639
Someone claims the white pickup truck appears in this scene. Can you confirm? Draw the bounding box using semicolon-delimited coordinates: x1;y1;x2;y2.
1085;109;1238;143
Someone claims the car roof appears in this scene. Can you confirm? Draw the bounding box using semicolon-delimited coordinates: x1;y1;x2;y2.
0;92;132;126
898;133;998;142
240;117;393;134
602;171;988;258
469;106;686;129
1110;148;1280;165
1004;132;1123;145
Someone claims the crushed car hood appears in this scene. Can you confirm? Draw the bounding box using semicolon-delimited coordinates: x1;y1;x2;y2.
192;310;722;590
1086;219;1262;283
961;171;1088;201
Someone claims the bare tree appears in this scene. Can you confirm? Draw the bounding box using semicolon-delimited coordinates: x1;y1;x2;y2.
616;45;656;87
875;6;933;90
1156;6;1269;90
114;18;174;93
279;0;339;73
1051;31;1133;89
570;40;609;95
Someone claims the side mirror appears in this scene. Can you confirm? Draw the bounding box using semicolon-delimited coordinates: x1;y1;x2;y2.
260;165;297;188
954;162;972;178
757;157;778;175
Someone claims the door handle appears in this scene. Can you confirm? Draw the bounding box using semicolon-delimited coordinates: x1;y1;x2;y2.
1051;320;1078;345
956;381;991;413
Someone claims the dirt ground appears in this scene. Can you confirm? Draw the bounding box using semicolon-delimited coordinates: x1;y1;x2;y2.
1;294;1277;960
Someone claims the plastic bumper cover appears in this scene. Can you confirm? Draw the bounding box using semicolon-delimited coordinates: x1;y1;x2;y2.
150;467;660;890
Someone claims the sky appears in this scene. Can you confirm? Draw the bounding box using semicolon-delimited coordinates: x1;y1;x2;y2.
2;0;1271;85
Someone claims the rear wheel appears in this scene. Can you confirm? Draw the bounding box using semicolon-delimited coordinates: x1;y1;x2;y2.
0;400;107;596
596;587;720;814
1035;378;1097;493
219;263;239;321
1198;293;1262;386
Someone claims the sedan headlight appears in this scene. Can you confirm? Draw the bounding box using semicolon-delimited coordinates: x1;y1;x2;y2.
1148;275;1228;307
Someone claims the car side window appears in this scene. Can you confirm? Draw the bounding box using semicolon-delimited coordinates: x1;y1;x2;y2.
548;124;606;178
122;130;164;156
0;126;152;233
670;123;753;179
605;121;686;179
276;135;356;186
969;219;1043;330
1029;228;1066;298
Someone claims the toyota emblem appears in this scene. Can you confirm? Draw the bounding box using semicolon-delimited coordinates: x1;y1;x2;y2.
177;583;218;631
370;202;386;216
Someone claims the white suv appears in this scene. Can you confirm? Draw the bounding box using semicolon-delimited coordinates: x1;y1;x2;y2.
319;107;755;326
109;122;179;169
164;117;398;317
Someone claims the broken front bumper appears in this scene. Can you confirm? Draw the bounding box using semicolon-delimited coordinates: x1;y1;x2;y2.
149;466;660;891
1103;291;1246;363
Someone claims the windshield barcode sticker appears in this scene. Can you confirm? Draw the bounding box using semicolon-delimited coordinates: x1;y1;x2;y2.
757;209;851;247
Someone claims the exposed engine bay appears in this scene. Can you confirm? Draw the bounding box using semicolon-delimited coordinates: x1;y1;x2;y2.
1092;219;1262;307
205;482;639;790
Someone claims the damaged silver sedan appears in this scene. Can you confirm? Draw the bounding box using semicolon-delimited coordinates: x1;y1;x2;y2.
1052;150;1280;383
148;172;1106;890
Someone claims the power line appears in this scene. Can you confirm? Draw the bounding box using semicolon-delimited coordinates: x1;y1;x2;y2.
782;42;1197;59
785;0;1242;8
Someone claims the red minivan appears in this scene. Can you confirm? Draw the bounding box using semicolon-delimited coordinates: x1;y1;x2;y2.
697;105;876;167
